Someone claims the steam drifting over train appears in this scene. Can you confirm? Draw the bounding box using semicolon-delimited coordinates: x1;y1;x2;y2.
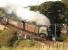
0;0;52;40
0;16;50;39
8;7;51;38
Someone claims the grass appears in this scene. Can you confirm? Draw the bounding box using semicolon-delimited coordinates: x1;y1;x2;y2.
0;39;44;50
0;26;17;47
14;40;35;47
0;25;68;50
0;40;68;50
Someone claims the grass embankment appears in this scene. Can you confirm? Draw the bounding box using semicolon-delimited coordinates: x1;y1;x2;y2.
0;26;17;47
0;25;68;50
0;40;68;50
0;25;43;50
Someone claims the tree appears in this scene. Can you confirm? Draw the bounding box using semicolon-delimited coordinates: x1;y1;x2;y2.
30;1;66;40
62;0;68;23
30;1;65;24
0;8;7;17
62;0;68;6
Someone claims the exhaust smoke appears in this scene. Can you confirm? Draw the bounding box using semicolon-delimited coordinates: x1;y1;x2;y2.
5;5;51;26
0;0;53;34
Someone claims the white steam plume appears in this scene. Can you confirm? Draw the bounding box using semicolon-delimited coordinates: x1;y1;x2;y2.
5;6;51;26
14;7;51;26
0;0;52;26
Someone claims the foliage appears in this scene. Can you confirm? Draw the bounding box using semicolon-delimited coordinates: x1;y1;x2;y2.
13;40;35;47
30;6;40;11
56;34;65;41
0;47;11;50
0;8;7;17
62;0;68;23
0;27;17;47
62;0;68;6
30;1;66;23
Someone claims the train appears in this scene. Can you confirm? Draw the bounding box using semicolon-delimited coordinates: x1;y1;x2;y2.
0;16;49;39
0;16;67;41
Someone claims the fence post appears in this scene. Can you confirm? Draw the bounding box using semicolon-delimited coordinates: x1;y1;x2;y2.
54;24;56;41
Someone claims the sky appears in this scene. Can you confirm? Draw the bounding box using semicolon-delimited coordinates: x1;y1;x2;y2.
0;0;61;7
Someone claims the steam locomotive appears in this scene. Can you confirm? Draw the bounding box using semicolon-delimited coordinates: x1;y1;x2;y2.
0;16;48;39
0;16;66;41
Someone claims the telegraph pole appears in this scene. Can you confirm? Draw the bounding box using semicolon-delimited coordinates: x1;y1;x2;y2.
55;24;56;38
52;24;57;41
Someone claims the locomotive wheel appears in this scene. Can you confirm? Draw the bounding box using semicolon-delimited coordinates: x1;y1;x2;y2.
39;33;46;38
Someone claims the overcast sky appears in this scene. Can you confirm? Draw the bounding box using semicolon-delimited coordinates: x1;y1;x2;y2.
0;0;61;7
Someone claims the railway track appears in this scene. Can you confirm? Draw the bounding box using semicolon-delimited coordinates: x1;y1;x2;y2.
0;23;56;45
4;24;47;44
5;24;68;45
0;23;53;45
4;25;68;44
